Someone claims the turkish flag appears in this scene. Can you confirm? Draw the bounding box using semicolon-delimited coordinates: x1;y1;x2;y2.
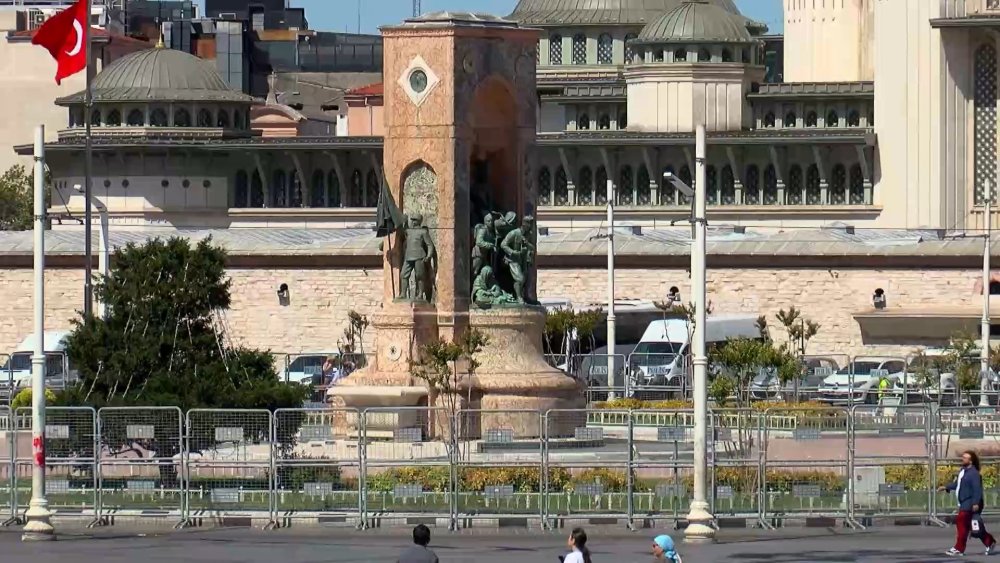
31;0;89;85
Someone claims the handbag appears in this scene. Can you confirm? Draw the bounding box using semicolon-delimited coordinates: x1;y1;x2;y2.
972;514;986;539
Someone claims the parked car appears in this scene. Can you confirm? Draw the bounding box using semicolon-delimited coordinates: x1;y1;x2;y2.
749;356;841;401
283;353;338;385
0;331;78;402
905;349;1000;406
817;358;907;405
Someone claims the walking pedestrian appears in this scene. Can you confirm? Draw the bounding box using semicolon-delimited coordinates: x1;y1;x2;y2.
652;534;682;562
562;527;593;563
397;524;438;563
939;450;997;556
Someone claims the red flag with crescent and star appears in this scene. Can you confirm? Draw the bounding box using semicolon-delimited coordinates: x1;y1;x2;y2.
31;0;89;85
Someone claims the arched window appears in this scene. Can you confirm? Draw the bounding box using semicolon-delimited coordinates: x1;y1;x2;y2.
784;112;797;128
975;43;997;204
806;164;821;204
654;49;664;62
618;110;627;129
350;169;363;206
868;110;875;126
849;163;865;205
597;33;613;65
289;170;304;207
250;170;264;207
327;170;342;207
721;48;733;62
555;166;569;205
234;170;249;207
805;111;818;127
106;109;121;127
744;165;760;205
598;113;611;130
637;165;651;205
174;108;191;127
674;48;687;62
618;165;634;205
127;109;144;126
698;48;711;62
150;108;167;127
679;165;693;205
624;33;638;63
764;112;775;128
787;165;803;205
549;34;563;65
311;170;326;207
234;110;244;129
595;166;608;205
826;110;839;128
90;109;101;127
538;166;552;205
272;169;288;208
741;48;751;64
847;110;861;127
661;165;676;205
572;34;587;64
706;165;718;205
578;166;593;205
217;109;230;128
763;164;778;205
720;165;735;205
365;169;379;207
197;108;213;127
830;164;847;204
578;113;590;130
69;107;83;128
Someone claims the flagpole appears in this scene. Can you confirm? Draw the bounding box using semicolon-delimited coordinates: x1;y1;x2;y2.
83;0;93;319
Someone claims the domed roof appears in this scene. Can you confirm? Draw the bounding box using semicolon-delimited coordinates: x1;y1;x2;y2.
636;0;752;44
508;0;742;26
57;48;255;105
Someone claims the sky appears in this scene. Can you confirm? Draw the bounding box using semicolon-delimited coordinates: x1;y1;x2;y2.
253;0;783;35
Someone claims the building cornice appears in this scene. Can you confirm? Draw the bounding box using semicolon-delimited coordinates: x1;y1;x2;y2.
536;129;877;146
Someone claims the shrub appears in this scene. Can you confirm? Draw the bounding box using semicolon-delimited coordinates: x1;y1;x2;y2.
592;399;830;412
11;388;57;411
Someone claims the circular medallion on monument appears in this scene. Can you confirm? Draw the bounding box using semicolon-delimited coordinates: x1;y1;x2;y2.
409;69;428;93
463;54;475;74
387;344;402;361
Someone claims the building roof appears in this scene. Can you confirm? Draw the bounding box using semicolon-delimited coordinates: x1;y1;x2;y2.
401;11;518;26
636;0;753;44
56;47;255;105
749;82;875;99
13;135;383;155
535;129;876;146
508;0;744;27
345;82;384;97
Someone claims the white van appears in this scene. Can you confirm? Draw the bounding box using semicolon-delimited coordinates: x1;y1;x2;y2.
629;315;763;388
0;331;77;399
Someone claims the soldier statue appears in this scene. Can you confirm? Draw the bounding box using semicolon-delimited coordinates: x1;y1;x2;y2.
471;212;498;279
472;265;515;307
500;215;535;304
399;213;436;301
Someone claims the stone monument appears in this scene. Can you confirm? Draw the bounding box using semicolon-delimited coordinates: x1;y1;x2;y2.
329;11;584;438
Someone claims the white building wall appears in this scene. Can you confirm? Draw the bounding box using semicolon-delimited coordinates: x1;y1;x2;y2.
784;0;875;83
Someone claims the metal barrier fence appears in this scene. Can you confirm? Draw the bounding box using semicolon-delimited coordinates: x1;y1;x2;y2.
0;405;999;529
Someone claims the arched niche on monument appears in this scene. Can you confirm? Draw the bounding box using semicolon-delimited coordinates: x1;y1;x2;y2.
468;76;519;223
399;160;439;303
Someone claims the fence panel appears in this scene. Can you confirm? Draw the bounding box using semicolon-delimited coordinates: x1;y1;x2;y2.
362;407;453;523
272;408;362;527
13;406;97;521
0;406;11;523
454;409;545;528
96;407;184;524
629;409;694;527
184;409;273;525
0;354;12;406
708;408;762;524
760;406;850;527
849;404;933;525
751;354;849;403
931;406;1000;520
543;408;630;527
578;354;628;402
628;353;687;400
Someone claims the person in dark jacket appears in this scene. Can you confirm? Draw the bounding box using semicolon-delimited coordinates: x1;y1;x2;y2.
397;524;438;563
940;450;997;556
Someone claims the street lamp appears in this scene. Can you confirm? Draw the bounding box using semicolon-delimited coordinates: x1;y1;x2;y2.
663;124;715;542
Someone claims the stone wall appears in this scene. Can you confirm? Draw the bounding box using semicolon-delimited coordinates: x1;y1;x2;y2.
0;264;984;360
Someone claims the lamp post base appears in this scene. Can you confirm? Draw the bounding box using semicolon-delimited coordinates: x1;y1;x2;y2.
21;501;55;541
683;502;716;544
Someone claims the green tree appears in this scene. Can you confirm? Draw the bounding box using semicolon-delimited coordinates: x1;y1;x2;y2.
710;338;799;407
60;237;309;482
775;307;820;355
0;164;35;231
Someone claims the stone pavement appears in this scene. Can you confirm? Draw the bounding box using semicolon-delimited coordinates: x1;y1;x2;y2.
1;524;998;562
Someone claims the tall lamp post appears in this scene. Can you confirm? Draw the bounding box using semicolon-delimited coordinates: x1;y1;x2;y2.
22;125;55;541
982;198;993;407
664;124;715;542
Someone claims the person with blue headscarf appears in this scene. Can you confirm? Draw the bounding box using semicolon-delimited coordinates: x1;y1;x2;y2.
652;534;682;562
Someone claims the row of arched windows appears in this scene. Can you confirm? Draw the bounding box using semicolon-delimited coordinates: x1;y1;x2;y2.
762;109;869;129
546;33;638;66
70;106;248;129
577;111;626;131
232;167;380;208
538;163;869;206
